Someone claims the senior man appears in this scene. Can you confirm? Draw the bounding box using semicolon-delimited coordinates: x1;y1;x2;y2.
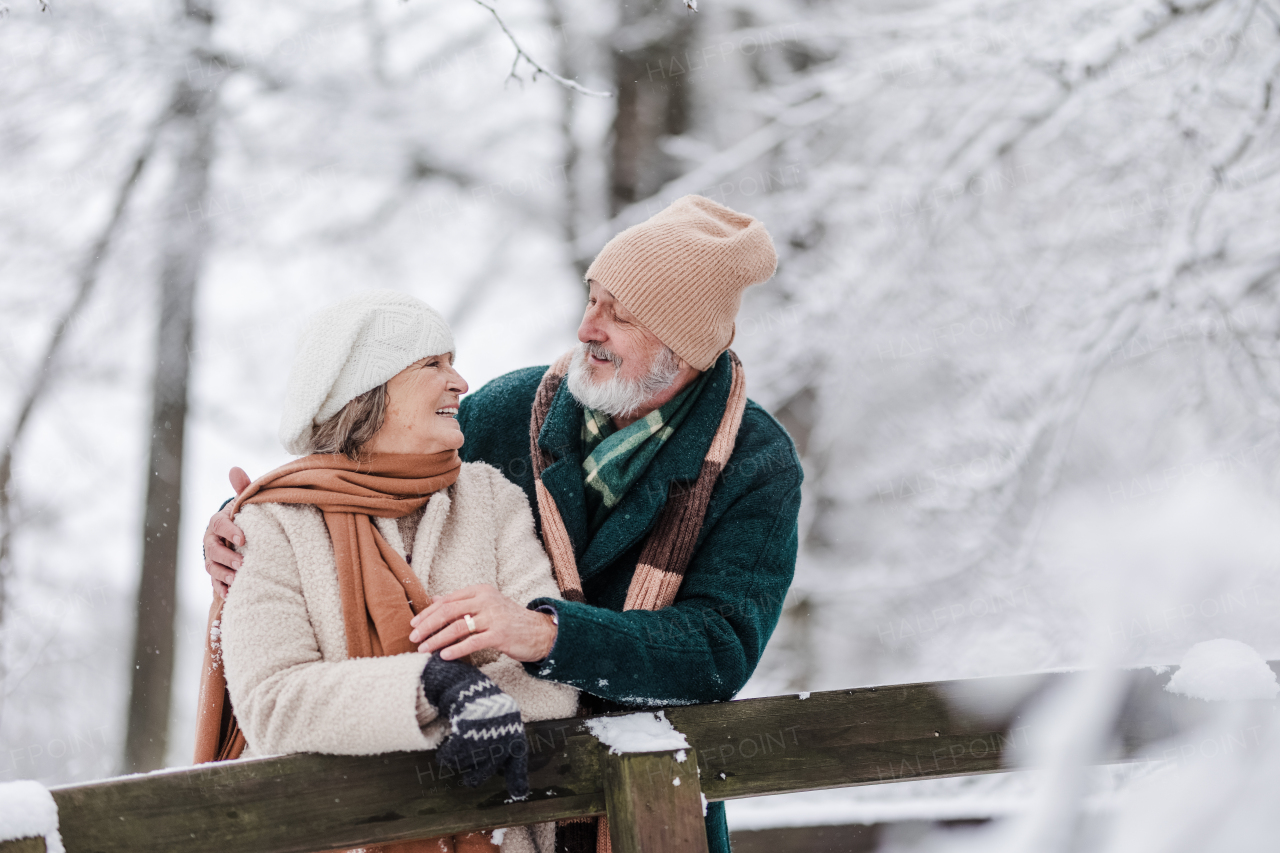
203;195;803;853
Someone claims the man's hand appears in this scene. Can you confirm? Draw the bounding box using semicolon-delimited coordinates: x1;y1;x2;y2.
204;467;251;600
410;584;557;663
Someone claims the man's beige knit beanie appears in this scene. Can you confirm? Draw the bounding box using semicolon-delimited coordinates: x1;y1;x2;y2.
278;290;454;455
584;194;777;371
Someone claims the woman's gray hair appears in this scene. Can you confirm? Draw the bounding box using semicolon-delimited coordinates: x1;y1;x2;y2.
306;383;388;461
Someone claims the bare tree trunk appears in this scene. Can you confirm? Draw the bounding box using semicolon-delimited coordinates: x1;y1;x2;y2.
609;0;697;215
124;0;218;773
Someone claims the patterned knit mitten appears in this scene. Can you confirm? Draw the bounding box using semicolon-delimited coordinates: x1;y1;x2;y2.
420;652;530;799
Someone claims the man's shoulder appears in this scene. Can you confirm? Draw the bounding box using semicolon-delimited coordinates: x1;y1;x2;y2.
465;365;548;411
457;365;549;469
740;398;791;443
727;398;804;487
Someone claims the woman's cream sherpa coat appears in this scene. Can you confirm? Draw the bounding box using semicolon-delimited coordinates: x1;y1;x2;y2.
220;461;578;853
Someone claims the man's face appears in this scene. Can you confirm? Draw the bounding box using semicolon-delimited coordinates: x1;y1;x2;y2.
576;280;669;385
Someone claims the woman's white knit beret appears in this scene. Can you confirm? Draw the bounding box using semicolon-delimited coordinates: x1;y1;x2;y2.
278;290;454;455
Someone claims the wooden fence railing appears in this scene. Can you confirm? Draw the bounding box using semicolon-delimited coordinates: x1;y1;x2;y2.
4;661;1275;853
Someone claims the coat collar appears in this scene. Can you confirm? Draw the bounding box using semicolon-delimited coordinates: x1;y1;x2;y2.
536;352;734;581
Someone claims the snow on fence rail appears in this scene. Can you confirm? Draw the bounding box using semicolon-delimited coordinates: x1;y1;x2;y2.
2;662;1275;853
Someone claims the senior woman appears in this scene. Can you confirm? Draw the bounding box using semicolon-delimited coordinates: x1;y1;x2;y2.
194;291;577;853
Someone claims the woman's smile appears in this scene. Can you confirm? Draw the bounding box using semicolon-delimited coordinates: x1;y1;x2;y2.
363;354;468;455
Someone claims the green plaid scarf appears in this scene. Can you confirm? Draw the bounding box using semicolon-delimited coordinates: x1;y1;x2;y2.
581;371;712;532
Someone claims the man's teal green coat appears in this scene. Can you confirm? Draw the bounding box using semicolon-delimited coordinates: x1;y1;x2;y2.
456;352;803;853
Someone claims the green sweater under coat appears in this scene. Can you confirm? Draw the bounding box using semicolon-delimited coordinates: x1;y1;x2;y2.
456;352;804;853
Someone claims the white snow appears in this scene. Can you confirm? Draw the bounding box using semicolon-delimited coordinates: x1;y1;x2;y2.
0;781;65;853
585;711;690;755
1165;639;1279;701
672;777;681;786
726;779;1037;830
700;792;708;816
798;692;810;700
489;827;506;845
725;767;1150;832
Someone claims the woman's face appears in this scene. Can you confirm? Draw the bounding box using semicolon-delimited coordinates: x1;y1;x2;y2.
363;353;469;455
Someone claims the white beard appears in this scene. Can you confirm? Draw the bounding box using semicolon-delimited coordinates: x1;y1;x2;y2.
564;342;681;418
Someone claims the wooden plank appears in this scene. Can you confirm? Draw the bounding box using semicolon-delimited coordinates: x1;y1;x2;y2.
54;717;608;853
603;749;708;853
0;838;46;853
672;665;1259;802
670;677;1034;801
45;662;1275;853
731;823;880;853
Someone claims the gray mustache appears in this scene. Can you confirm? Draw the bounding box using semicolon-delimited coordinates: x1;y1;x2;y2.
585;342;621;367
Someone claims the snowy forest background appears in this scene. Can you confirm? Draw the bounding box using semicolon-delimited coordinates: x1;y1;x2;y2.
2;0;1279;848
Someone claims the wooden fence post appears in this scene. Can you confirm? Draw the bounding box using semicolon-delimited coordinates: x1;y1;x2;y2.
602;749;709;853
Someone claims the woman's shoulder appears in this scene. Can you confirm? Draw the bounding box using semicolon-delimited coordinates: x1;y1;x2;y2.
233;501;326;540
234;500;323;522
230;503;333;582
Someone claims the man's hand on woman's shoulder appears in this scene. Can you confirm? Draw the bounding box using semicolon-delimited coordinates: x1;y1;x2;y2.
204;467;251;600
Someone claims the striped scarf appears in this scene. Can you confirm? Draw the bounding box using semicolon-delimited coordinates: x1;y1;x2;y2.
580;370;710;532
529;350;747;851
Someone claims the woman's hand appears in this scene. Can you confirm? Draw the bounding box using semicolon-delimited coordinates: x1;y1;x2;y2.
410;584;557;663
